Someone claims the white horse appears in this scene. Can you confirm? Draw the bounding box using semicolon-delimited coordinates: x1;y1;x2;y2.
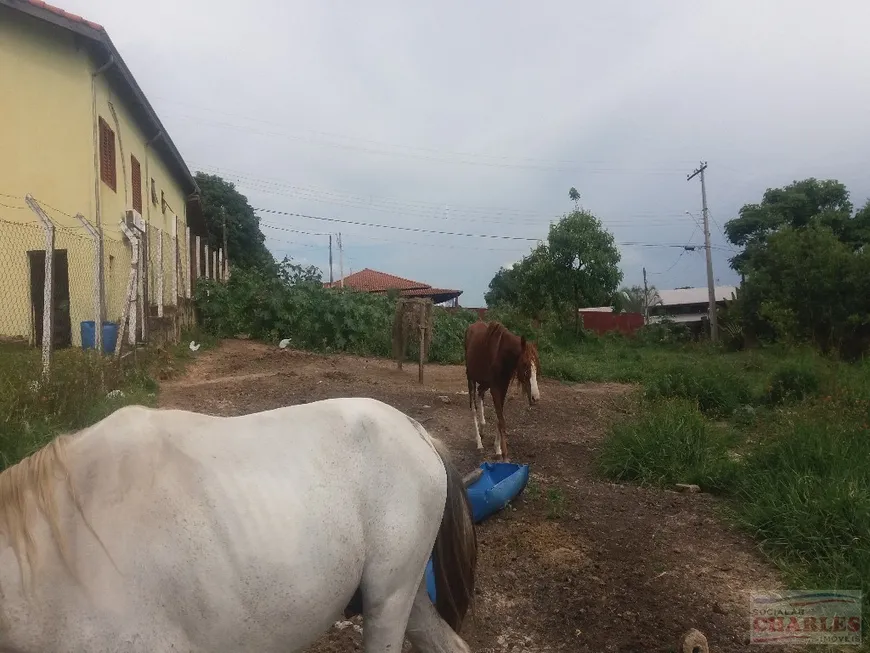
0;397;477;652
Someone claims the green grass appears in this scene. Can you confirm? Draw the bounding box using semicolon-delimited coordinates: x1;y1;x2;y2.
598;397;739;492
0;344;172;471
591;341;870;640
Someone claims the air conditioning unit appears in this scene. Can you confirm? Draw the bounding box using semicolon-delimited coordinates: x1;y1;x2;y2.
125;209;145;233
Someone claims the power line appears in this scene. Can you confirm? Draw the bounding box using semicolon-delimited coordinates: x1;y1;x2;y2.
256;208;543;242
256;207;731;251
196;162;692;228
261;222;529;253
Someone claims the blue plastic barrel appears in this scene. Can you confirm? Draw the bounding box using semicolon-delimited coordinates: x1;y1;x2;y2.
80;320;119;354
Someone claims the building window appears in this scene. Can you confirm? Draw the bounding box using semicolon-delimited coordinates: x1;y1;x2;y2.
131;155;142;214
98;117;116;192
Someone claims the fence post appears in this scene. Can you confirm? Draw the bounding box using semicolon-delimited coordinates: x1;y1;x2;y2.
25;195;54;377
213;250;218;282
172;214;178;306
157;229;164;317
205;243;210;279
117;221;140;356
75;213;103;354
195;235;201;286
218;247;224;282
186;225;192;298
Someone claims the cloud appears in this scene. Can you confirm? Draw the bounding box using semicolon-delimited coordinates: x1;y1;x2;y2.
54;0;870;304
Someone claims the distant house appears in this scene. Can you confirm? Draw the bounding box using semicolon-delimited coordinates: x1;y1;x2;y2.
324;268;463;306
0;0;208;348
648;286;738;326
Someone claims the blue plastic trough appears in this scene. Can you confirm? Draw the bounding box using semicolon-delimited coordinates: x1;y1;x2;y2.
424;461;530;603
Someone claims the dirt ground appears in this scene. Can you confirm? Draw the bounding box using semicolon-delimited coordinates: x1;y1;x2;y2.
159;339;788;652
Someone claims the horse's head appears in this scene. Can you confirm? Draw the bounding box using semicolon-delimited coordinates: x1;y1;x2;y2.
516;337;541;406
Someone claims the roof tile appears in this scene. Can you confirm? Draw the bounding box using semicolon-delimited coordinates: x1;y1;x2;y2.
23;0;103;31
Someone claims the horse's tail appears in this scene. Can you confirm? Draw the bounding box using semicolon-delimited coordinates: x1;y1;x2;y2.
430;437;477;632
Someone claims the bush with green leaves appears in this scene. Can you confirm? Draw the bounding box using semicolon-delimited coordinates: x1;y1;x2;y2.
194;268;480;363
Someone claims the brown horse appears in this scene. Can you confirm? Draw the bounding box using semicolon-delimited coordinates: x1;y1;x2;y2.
464;320;541;461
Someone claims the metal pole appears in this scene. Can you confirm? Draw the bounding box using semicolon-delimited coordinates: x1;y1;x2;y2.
687;161;718;343
75;213;103;353
26;195;54;376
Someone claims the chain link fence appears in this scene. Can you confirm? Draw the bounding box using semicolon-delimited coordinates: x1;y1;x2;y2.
0;190;224;376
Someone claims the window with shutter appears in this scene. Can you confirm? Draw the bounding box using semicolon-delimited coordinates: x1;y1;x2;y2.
98;117;116;192
131;155;142;213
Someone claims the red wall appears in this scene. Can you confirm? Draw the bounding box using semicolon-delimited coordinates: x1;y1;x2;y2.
579;311;644;336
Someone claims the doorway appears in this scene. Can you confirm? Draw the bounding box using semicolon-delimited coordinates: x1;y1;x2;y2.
28;249;72;349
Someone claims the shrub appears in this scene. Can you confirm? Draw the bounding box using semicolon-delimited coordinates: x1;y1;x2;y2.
765;358;824;405
597;397;736;492
644;362;751;417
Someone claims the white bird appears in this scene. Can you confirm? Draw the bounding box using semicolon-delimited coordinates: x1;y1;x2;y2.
278;338;291;349
189;341;201;352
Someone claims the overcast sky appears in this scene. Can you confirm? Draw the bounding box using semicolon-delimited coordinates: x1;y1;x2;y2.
57;0;870;305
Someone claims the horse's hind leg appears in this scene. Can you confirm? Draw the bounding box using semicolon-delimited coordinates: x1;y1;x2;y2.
468;379;483;451
406;580;471;653
361;583;419;653
477;386;486;427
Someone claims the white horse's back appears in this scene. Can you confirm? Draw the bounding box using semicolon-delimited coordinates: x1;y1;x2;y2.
0;398;476;652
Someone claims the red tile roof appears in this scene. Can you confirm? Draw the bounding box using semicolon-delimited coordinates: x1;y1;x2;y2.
324;268;462;300
22;0;103;31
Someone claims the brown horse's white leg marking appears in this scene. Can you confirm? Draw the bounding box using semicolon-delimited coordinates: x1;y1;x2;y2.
477;390;486;427
530;361;540;402
469;381;483;451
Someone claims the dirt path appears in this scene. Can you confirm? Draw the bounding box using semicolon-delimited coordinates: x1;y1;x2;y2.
159;339;786;652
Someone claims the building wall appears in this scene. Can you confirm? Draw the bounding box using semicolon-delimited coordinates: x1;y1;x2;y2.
0;7;191;346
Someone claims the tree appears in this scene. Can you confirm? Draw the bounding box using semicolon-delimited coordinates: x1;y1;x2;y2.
485;208;623;331
195;172;275;271
278;256;322;287
724;178;858;272
569;187;581;210
547;210;622;331
617;284;661;314
725;178;870;357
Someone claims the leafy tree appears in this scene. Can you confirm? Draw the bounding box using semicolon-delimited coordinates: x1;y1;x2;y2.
617;284;661;314
569;187;581;210
195;172;275;271
485;209;623;331
548;210;622;331
278;256;322;287
724;177;870;357
724;178;860;272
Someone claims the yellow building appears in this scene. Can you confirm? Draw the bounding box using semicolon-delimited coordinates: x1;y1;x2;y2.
0;0;208;350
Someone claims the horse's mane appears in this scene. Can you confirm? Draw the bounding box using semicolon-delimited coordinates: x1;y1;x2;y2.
0;431;110;591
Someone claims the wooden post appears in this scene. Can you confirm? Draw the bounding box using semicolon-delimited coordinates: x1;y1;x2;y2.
418;325;426;384
205;243;210;279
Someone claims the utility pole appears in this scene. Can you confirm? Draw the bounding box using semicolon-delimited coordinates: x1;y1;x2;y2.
328;234;334;284
338;232;344;288
687;161;718;343
642;266;649;325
